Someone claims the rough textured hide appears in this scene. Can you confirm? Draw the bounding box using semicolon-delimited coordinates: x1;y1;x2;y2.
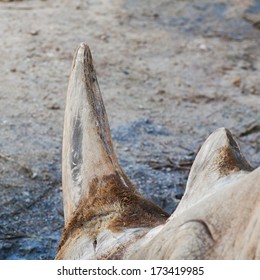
56;43;260;260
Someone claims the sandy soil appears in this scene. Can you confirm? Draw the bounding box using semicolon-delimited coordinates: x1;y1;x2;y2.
0;0;259;259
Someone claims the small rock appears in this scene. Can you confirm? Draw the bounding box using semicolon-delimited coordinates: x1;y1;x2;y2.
29;30;39;36
232;77;241;87
156;89;166;95
199;44;208;51
99;34;109;42
250;87;258;95
32;172;38;179
47;103;60;110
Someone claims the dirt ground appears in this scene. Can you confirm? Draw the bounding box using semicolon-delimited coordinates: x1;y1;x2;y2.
0;0;259;259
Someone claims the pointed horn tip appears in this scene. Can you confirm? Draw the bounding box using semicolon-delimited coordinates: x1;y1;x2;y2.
206;127;253;172
212;127;230;136
202;127;240;155
79;42;91;53
72;43;92;65
208;127;235;145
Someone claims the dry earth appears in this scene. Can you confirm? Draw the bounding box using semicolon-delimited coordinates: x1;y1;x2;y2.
0;0;259;259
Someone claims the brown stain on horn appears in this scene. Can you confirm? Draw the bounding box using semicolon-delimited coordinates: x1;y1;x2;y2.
215;129;253;176
58;172;169;251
